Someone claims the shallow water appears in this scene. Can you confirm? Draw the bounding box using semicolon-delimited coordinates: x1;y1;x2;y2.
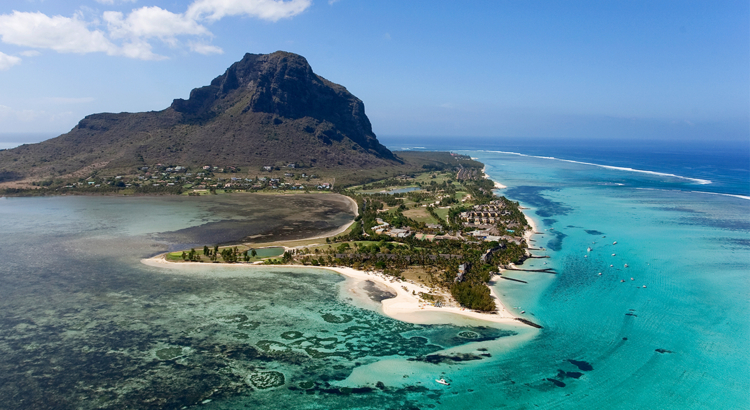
447;148;749;409
2;141;749;409
0;194;518;409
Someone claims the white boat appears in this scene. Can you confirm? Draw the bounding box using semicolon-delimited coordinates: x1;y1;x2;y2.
624;264;629;268
610;264;614;267
436;378;450;386
612;253;616;256
613;241;617;245
587;247;592;252
598;272;602;275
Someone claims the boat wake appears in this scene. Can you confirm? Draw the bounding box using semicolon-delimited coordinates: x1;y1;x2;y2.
484;150;713;185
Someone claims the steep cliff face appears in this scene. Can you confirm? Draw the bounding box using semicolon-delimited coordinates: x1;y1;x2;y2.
170;51;393;159
0;51;396;183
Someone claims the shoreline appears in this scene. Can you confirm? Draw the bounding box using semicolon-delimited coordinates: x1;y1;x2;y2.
141;256;520;326
285;194;359;242
140;174;539;328
482;165;507;189
481;167;538;242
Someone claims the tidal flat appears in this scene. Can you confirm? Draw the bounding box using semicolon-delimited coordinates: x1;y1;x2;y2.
0;194;513;409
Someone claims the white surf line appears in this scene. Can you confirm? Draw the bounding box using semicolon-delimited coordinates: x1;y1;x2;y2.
483;150;713;185
635;187;750;201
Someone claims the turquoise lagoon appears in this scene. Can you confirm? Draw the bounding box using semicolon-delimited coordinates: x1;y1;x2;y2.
1;139;749;409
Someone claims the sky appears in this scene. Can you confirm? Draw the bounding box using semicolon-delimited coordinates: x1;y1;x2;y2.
0;0;747;146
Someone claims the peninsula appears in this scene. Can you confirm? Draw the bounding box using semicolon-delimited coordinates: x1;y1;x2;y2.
146;160;543;327
0;50;543;325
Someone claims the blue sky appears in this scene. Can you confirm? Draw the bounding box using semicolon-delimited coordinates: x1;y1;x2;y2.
0;0;747;144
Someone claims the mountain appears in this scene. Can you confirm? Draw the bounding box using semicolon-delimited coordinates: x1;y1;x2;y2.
0;51;398;186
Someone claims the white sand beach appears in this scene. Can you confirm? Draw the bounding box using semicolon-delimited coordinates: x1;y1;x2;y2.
482;166;507;189
141;256;519;326
140;176;540;328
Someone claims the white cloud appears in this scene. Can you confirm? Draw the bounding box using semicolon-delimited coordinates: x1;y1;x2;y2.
95;0;138;4
20;50;40;57
0;51;21;70
0;105;44;122
186;0;312;22
328;0;342;5
0;0;312;61
104;7;209;43
189;41;223;55
0;11;117;54
119;38;166;60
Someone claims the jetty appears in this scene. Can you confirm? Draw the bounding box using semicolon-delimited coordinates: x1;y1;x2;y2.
515;318;543;329
499;276;528;284
504;266;557;274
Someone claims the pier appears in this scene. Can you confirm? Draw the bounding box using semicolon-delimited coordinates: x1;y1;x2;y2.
515;318;543;329
504;267;557;274
499;276;528;284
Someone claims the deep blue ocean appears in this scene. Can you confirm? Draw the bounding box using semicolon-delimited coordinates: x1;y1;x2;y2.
0;137;748;409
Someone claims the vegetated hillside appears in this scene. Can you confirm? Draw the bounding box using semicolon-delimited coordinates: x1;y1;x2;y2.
0;51;399;186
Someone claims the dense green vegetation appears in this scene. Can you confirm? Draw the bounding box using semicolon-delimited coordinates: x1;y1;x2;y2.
167;157;529;313
300;167;529;311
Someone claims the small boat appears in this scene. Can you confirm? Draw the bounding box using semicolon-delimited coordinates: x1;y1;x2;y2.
587;247;592;252
610;264;614;267
642;285;647;288
621;280;625;283
436;378;450;386
630;278;634;281
613;241;617;245
520;310;526;314
598;272;602;276
584;255;588;258
612;253;616;256
624;264;629;268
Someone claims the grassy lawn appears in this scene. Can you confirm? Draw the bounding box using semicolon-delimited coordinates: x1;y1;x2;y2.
167;246;285;263
403;207;440;224
412;171;454;185
433;207;449;223
299;240;409;254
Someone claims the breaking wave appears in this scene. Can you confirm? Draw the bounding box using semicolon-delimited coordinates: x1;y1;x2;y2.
485;150;713;185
